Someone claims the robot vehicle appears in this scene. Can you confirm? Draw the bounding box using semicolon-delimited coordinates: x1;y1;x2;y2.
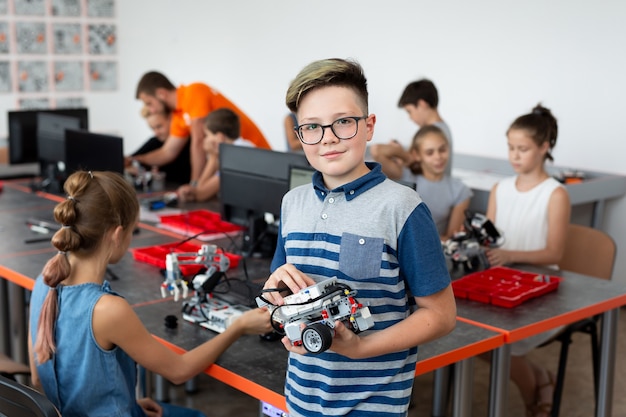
443;210;504;273
256;277;374;354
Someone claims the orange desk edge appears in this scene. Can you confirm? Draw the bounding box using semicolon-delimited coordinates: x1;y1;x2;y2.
0;265;35;291
153;335;288;411
457;293;626;343
415;332;504;375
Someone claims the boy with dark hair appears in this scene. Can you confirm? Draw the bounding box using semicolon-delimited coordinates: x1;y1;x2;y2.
177;108;254;202
398;79;439;107
370;78;453;179
262;58;456;417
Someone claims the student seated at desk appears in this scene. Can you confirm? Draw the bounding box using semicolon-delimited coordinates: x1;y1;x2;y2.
28;170;272;417
129;106;191;185
262;58;456;417
484;104;570;417
403;125;472;241
177;108;255;203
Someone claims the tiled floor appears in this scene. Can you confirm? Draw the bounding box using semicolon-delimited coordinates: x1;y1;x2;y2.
161;307;626;416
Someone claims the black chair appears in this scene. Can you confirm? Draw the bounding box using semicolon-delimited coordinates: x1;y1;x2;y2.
0;375;60;417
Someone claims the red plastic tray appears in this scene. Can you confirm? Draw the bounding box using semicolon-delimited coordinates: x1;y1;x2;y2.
452;266;562;308
131;242;241;276
158;210;244;240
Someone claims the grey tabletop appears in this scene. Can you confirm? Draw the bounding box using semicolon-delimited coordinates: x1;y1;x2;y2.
454;265;626;342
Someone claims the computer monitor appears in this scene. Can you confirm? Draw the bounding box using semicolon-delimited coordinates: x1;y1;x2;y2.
219;144;310;257
288;165;316;190
35;113;82;193
64;129;124;175
7;108;88;165
37;113;82;166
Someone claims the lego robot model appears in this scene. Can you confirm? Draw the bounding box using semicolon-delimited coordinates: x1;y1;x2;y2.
161;244;230;302
256;278;374;354
162;244;251;333
442;211;504;273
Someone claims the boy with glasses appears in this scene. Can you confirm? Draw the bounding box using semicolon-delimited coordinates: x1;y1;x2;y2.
262;58;456;417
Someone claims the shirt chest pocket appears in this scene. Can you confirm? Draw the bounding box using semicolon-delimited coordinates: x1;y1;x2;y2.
338;233;384;279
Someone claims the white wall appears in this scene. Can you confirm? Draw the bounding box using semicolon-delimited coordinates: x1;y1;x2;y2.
3;1;626;280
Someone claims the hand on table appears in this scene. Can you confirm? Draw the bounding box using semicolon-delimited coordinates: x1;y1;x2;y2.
177;184;196;203
485;248;511;267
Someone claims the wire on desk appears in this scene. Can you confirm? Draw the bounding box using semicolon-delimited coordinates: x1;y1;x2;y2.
106;267;120;281
24;236;52;244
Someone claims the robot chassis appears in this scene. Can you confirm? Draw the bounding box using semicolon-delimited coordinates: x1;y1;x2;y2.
442;211;504;273
256;277;374;354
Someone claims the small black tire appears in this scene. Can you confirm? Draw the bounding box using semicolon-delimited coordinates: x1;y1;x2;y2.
301;323;333;354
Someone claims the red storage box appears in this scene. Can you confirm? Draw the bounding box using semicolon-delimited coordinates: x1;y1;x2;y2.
158;209;244;241
131;242;242;276
452;266;561;308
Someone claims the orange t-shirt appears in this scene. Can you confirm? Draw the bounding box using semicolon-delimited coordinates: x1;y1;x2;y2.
170;83;271;149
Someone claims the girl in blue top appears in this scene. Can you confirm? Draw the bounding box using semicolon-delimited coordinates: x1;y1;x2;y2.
28;170;271;417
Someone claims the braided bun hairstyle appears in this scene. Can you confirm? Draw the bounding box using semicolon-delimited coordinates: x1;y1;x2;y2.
507;103;558;161
34;171;139;363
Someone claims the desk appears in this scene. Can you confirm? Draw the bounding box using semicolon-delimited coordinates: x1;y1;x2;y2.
455;265;626;417
135;299;503;413
0;180;506;417
1;180;624;417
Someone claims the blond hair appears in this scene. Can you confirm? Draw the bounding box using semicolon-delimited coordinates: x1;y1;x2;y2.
286;58;368;115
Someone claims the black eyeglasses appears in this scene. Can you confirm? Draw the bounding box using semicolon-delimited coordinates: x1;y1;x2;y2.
294;116;367;145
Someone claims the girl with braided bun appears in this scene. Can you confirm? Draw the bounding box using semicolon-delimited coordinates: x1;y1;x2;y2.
28;171;271;417
485;104;571;417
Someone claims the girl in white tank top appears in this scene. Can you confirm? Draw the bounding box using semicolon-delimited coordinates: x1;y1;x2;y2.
484;104;571;417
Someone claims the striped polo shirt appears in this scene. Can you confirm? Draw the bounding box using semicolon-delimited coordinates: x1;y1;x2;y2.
271;163;450;417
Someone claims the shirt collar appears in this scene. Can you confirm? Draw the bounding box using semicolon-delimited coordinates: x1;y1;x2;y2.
312;162;386;201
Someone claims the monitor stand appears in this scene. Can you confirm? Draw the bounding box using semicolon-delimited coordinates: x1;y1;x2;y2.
241;214;277;259
31;162;65;194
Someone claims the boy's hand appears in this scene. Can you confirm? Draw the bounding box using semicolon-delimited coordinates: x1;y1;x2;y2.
263;264;316;305
327;320;362;358
280;321;363;358
280;335;308;355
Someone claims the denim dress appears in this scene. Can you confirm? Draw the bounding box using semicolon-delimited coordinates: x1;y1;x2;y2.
30;278;145;417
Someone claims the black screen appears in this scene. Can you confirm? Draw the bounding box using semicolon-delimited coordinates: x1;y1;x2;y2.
64;129;124;175
219;144;310;224
219;144;310;256
7;108;88;165
36;113;81;165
